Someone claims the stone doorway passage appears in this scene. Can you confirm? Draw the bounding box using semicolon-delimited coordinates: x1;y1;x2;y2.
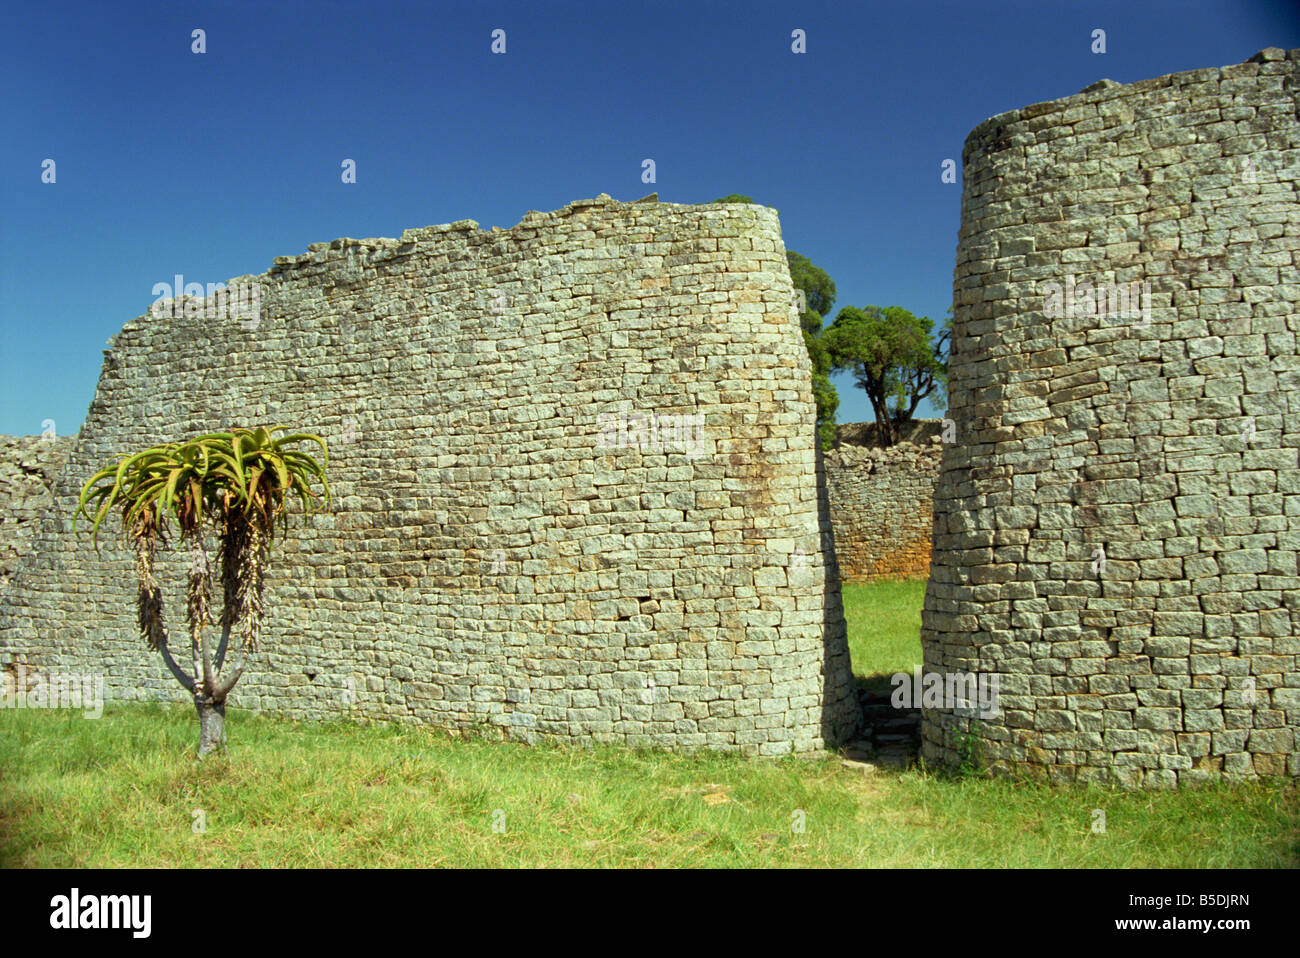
823;421;942;770
833;574;929;772
851;675;921;770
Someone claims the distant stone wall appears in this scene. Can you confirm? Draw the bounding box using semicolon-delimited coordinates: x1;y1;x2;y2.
923;48;1300;785
0;195;860;754
0;436;74;592
825;425;942;580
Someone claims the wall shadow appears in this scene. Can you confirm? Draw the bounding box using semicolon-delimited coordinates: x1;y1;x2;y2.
815;442;862;746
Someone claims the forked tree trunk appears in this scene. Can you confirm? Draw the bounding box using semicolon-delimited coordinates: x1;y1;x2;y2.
195;697;227;757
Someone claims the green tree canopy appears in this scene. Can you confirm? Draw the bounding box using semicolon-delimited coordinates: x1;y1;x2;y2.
786;250;836;320
825;305;950;446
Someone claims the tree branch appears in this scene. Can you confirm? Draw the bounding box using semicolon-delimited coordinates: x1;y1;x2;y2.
189;623;207;699
199;623;216;698
214;641;249;700
214;616;232;672
156;638;197;693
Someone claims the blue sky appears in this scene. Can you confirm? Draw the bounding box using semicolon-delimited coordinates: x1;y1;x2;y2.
2;0;1297;436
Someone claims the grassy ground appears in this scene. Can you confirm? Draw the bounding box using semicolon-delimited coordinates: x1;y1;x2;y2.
841;576;927;684
1;577;1295;867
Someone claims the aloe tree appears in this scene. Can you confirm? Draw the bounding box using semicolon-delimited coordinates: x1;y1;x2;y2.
75;426;330;756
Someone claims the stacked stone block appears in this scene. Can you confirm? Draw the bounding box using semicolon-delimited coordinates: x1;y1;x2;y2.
0;195;860;754
923;49;1300;784
825;434;941;580
0;436;73;593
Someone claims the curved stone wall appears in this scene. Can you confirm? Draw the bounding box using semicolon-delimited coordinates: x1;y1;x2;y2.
923;48;1300;784
0;195;860;754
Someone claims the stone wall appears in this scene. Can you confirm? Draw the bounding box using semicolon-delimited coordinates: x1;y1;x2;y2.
0;436;74;593
0;195;861;754
923;48;1300;784
825;425;942;580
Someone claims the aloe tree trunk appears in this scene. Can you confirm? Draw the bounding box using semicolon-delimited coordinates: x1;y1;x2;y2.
140;534;236;759
195;697;226;757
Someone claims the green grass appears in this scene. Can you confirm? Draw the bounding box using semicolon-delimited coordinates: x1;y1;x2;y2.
841;576;927;684
1;578;1295;868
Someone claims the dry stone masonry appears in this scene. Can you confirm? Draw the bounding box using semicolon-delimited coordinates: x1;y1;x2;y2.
825;422;942;581
0;436;73;593
5;51;1296;786
923;48;1300;784
0;195;861;754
